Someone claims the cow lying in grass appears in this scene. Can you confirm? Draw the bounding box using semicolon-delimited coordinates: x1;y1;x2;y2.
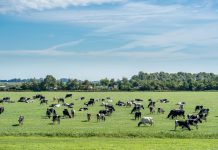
138;117;154;127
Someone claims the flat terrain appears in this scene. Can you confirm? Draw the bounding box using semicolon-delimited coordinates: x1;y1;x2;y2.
0;92;218;149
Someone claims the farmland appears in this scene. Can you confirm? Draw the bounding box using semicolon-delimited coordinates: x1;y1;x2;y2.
0;92;218;149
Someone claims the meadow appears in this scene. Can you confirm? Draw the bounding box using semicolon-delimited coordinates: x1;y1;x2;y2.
0;92;218;149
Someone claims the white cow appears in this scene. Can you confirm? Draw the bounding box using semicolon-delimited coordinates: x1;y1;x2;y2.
138;117;154;127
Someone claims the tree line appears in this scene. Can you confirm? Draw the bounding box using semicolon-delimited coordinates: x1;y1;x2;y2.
1;72;218;91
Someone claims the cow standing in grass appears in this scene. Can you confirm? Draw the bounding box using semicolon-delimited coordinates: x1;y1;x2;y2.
0;107;4;114
87;113;91;122
97;113;105;122
52;115;61;124
175;120;191;131
135;112;141;120
18;116;24;126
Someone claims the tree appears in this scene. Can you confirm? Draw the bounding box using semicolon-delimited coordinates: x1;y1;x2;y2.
42;75;57;90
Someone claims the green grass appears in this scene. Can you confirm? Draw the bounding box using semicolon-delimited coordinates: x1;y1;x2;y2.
0;137;218;150
0;92;218;138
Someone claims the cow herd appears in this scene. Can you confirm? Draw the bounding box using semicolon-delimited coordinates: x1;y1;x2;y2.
0;94;210;131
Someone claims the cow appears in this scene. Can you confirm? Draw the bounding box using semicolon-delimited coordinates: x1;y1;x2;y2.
135;112;141;120
46;108;56;119
187;118;202;129
63;109;71;118
58;98;65;104
18;97;27;103
177;102;186;105
188;114;207;122
33;94;44;99
84;99;95;106
1;97;10;103
195;105;203;112
18;116;24;125
167;110;185;119
116;101;126;106
97;113;105;122
79;108;88;111
0;107;4;114
148;101;156;108
65;94;73;99
199;108;209;115
62;103;74;108
126;101;133;107
105;105;115;112
160;99;169;103
175;120;191;131
99;110;111;116
178;104;184;110
149;106;155;114
71;109;75;118
138;117;154;127
131;105;144;114
40;99;48;105
87;113;91;122
52;115;61;124
157;108;165;114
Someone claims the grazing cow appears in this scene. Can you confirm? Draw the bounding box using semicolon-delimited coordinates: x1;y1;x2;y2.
199;108;209;115
65;94;73;99
131;105;144;114
116;101;126;106
157;108;165;114
62;103;74;108
87;113;91;121
58;98;65;104
195;105;203;112
148;101;156;108
149;106;155;114
138;117;154;127
18;116;24;125
46;108;56;119
187;118;202;129
0;107;4;114
71;109;75;118
175;120;191;131
160;99;169;103
33;94;44;99
135;112;141;120
99;110;110;116
97;113;105;122
40;99;48;105
167;110;185;119
18;97;27;103
52;115;61;124
84;99;95;106
63;109;71;118
79;108;88;111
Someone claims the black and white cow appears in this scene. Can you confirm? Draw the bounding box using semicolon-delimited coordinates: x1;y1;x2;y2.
149;106;155;114
46;108;56;119
18;116;24;125
58;98;65;104
52;115;61;124
63;109;71;118
131;105;144;114
84;99;95;106
195;105;203;112
40;99;48;105
97;113;105;122
167;110;185;119
159;99;169;103
157;108;165;114
175;120;191;131
65;94;73;99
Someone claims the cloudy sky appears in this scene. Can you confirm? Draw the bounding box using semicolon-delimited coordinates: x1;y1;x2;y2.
0;0;218;80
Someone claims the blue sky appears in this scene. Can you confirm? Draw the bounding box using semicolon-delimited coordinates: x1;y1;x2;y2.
0;0;218;80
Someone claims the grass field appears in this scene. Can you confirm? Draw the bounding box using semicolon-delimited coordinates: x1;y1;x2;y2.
0;92;218;149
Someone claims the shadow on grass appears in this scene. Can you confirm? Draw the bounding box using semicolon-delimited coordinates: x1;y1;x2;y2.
81;120;89;122
12;124;19;127
215;116;218;118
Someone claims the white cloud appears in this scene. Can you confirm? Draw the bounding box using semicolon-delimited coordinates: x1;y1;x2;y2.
0;0;126;13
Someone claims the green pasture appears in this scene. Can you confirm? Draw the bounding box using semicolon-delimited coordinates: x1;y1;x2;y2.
0;92;218;138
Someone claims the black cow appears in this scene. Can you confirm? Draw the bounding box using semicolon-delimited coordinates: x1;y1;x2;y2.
71;109;75;118
84;99;95;106
105;105;115;111
0;107;4;114
131;105;144;114
52;115;61;124
18;97;27;102
175;120;191;131
87;113;91;121
148;101;156;108
167;109;185;119
116;101;126;106
0;97;10;103
157;108;165;114
135;112;141;120
199;108;209;115
33;94;44;99
18;116;24;125
65;94;73;99
195;105;203;112
63;109;71;118
46;108;56;119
